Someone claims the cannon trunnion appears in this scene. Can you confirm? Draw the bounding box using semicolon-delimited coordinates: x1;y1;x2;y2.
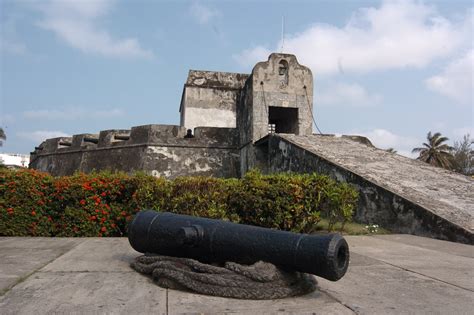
128;210;349;281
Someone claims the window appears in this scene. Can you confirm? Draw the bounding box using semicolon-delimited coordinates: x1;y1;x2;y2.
278;60;289;87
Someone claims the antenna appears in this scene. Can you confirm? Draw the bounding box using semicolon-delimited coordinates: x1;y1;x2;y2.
281;16;285;53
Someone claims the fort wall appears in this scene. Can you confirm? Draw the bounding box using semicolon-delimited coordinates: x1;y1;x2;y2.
180;70;249;131
260;134;473;244
30;124;240;178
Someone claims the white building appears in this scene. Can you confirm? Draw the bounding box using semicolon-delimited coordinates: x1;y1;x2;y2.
0;153;30;168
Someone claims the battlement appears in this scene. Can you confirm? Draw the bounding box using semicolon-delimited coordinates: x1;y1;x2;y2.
31;125;240;159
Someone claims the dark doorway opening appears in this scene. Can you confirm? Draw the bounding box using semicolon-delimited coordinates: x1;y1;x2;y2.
268;106;298;134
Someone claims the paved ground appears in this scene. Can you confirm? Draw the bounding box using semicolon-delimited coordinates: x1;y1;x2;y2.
0;235;472;314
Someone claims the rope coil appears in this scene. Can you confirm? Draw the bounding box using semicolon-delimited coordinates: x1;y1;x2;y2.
131;255;317;300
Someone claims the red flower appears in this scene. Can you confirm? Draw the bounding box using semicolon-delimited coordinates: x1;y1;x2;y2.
101;226;107;232
47;216;52;222
31;211;36;216
121;211;127;216
91;216;96;221
101;192;107;197
111;223;116;228
80;199;86;206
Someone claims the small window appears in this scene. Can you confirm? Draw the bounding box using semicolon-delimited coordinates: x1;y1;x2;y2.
278;60;289;87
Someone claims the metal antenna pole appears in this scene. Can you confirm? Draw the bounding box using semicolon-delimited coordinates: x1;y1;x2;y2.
281;16;285;53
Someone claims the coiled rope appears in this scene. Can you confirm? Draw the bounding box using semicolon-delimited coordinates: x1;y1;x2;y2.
131;255;317;300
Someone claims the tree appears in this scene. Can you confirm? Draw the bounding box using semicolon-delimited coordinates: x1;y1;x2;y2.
386;148;397;154
0;127;5;146
0;128;5;167
451;134;473;176
412;131;454;169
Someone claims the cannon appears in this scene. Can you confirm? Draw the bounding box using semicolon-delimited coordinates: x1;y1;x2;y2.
128;210;349;281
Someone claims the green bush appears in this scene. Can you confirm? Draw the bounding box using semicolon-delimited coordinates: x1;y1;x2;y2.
0;168;358;237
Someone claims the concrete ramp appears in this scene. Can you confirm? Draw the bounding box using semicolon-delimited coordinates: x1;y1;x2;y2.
260;134;473;244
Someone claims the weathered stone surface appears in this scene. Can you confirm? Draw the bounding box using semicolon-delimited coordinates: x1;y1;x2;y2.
238;53;314;175
168;289;354;314
185;70;249;89
41;238;137;272
248;53;313;142
0;238;82;294
1;236;473;314
0;272;167;315
180;70;249;131
345;235;474;290
30;124;241;178
262;134;474;244
317;235;474;315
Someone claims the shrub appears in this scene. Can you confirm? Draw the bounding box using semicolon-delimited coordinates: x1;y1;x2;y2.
0;168;358;237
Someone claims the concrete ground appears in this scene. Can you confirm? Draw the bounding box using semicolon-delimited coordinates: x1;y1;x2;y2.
0;235;472;315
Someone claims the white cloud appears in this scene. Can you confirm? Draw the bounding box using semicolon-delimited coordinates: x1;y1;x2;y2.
235;0;469;75
453;127;474;138
22;107;124;120
17;130;70;143
233;46;271;68
425;50;474;105
316;82;382;107
189;2;220;25
35;0;153;58
0;13;27;55
350;128;420;158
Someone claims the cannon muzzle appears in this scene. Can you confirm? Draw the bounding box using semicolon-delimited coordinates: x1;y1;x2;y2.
128;210;349;281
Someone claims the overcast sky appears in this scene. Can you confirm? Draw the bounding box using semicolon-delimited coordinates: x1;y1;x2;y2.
1;0;473;157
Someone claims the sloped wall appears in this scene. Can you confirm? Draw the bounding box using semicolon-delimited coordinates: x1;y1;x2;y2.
260;134;473;244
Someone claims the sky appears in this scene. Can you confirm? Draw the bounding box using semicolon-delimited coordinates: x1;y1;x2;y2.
1;0;473;157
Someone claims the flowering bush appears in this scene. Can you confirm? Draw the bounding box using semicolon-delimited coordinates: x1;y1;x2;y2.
0;168;358;237
365;224;380;234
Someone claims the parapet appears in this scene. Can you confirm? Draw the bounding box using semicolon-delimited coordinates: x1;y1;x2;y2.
30;124;240;159
185;70;249;90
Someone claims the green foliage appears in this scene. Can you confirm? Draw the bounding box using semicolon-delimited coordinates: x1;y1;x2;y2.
412;131;454;169
0;168;358;237
0;127;5;147
451;134;473;176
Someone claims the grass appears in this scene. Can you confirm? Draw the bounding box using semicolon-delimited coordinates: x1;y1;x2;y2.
313;219;391;235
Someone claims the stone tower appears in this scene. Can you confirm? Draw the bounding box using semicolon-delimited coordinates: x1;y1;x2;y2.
238;53;314;173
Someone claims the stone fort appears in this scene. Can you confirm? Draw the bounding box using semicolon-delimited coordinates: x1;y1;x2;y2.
29;53;473;244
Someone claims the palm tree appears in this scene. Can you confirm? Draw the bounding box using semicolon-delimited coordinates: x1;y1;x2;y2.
0;128;5;146
412;131;454;169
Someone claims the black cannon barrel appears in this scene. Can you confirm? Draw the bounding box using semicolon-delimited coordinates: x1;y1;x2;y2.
128;210;349;281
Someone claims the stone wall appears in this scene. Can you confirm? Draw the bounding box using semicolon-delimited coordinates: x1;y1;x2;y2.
258;134;473;244
30;125;240;179
249;53;313;142
237;53;314;175
180;70;249;131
